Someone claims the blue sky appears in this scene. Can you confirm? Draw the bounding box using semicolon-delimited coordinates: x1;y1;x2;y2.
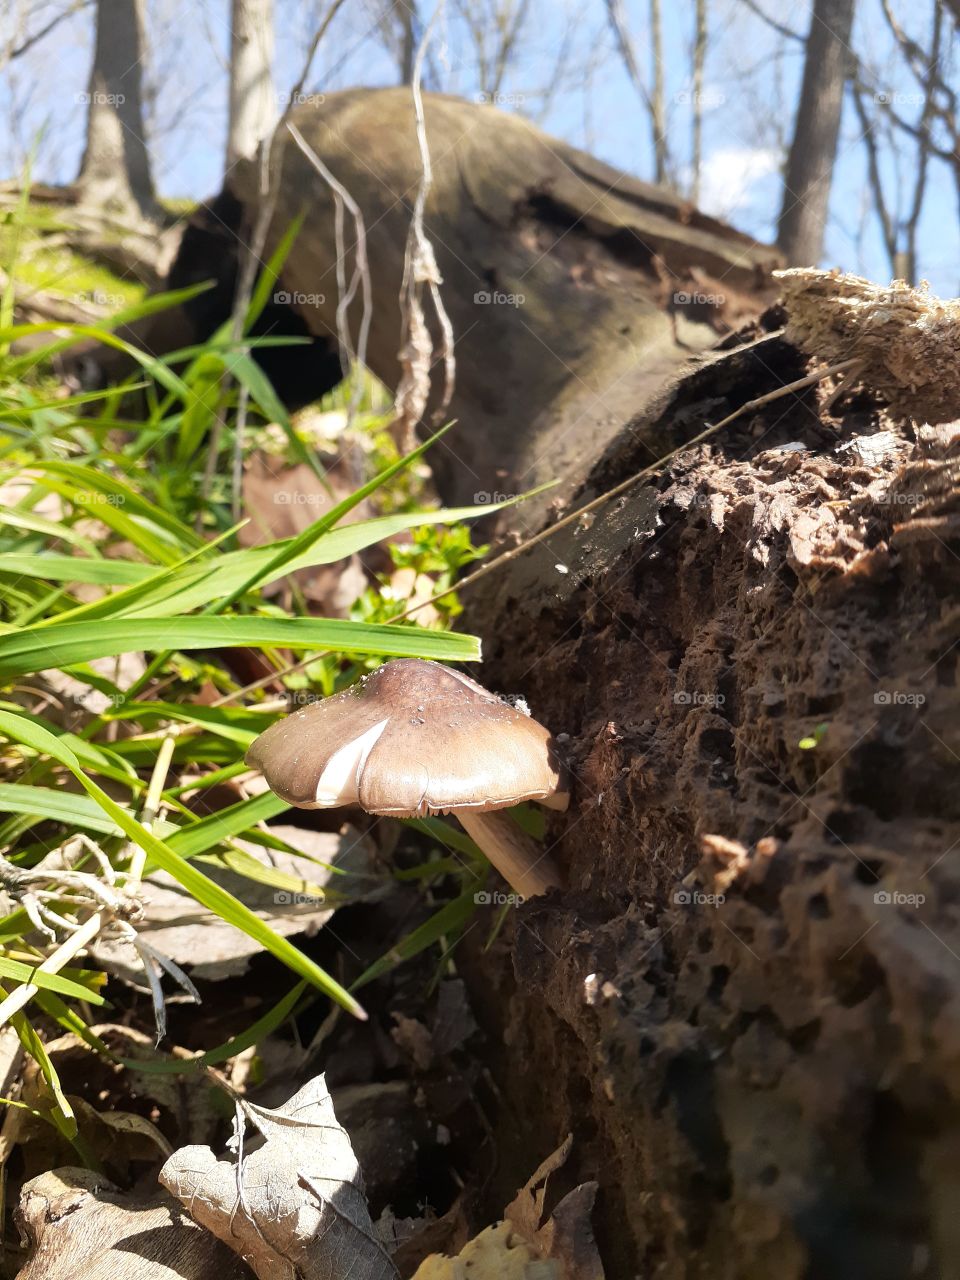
3;0;957;294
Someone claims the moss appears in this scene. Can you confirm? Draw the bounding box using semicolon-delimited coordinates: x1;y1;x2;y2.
0;221;144;307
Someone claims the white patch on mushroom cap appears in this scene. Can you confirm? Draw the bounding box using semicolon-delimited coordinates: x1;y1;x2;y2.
314;718;389;806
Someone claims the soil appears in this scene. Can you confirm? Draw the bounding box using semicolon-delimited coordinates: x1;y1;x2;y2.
458;331;960;1278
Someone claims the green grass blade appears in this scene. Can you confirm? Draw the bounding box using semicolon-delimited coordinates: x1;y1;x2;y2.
0;710;366;1020
351;888;478;991
0;616;481;680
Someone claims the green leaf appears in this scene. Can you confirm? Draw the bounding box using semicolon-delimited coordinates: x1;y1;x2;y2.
0;955;106;1004
0;616;481;680
9;1002;76;1136
0;323;192;399
212;848;336;903
0;554;146;587
0;506;100;556
34;991;111;1055
165;791;288;859
0;783;136;836
23;460;202;553
145;501;518;617
351;889;478;990
403;815;484;859
119;980;308;1075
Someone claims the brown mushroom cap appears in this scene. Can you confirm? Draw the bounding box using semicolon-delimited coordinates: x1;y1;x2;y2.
245;658;567;816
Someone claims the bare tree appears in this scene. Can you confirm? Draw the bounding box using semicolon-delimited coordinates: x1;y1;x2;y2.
605;0;669;184
691;0;706;203
455;0;532;99
777;0;857;264
75;0;157;218
374;0;418;83
1;0;92;66
227;0;277;169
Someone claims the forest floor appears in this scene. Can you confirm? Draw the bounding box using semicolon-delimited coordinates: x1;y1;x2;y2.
4;204;959;1278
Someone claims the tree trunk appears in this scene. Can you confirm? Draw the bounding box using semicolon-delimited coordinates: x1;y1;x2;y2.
75;0;156;219
226;0;277;170
691;0;706;204
398;0;416;85
650;0;667;184
777;0;856;265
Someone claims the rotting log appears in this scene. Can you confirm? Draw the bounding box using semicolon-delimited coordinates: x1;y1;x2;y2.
69;88;779;512
457;291;960;1277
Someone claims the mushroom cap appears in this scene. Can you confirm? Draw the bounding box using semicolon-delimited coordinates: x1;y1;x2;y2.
246;658;567;816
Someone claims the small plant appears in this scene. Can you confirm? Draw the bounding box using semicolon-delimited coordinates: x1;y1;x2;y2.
0;192;509;1140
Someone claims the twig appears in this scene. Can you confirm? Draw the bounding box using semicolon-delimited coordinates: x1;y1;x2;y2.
0;913;104;1029
285;123;373;426
394;1;456;447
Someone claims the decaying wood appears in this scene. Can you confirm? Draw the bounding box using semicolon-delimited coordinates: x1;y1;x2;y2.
457;285;960;1274
776;267;960;421
225;89;779;507
72;88;778;511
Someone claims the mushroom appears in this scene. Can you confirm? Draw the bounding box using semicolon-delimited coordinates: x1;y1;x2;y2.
245;659;567;900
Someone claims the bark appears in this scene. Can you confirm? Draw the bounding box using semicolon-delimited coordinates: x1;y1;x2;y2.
226;0;277;170
224;89;779;509
650;0;667;184
461;313;960;1275
76;0;156;219
691;0;706;204
777;0;856;265
398;0;416;84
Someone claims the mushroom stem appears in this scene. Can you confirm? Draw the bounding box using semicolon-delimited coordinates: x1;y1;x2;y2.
457;809;563;900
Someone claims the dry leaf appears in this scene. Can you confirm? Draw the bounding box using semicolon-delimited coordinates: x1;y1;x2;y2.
15;1167;251;1280
413;1137;604;1280
160;1073;398;1280
504;1137;604;1280
411;1220;552;1279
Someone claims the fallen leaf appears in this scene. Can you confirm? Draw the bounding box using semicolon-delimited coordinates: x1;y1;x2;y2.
160;1073;398;1280
16;1167;251;1280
